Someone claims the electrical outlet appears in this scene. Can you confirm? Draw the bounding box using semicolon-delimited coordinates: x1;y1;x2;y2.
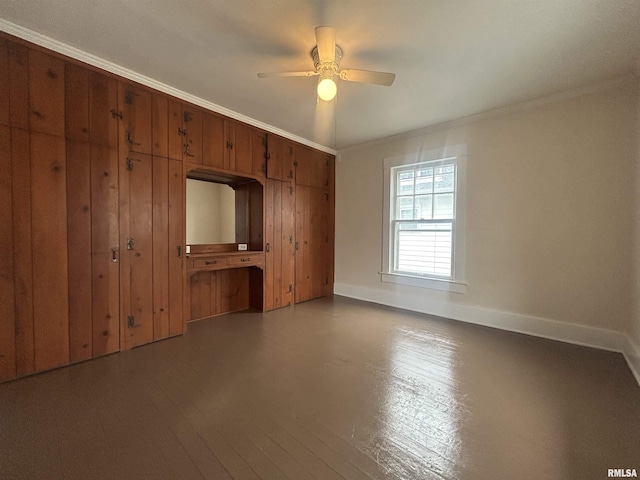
238;243;248;251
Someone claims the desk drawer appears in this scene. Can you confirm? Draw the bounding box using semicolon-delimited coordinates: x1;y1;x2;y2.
227;254;263;267
192;257;228;269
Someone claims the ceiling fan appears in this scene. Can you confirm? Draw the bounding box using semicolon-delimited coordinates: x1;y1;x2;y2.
257;26;396;101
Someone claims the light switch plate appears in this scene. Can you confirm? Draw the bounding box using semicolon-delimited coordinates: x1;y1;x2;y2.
185;245;191;254
238;243;248;251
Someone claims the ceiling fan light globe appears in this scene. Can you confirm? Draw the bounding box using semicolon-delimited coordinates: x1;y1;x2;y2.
317;78;337;101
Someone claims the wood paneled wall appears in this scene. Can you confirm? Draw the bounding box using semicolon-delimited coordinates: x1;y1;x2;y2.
0;33;335;382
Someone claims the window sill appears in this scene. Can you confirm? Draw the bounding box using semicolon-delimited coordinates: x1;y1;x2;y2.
380;272;466;294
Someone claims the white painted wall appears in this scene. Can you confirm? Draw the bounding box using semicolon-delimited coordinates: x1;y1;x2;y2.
336;82;638;355
186;179;236;244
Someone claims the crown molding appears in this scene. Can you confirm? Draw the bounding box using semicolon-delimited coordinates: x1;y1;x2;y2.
0;18;337;155
340;73;638;154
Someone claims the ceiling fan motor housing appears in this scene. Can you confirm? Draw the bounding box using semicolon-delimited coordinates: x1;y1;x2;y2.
312;45;343;78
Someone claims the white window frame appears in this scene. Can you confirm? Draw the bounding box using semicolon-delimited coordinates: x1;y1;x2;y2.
382;144;467;293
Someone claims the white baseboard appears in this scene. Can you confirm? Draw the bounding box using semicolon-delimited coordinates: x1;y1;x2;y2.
334;282;640;387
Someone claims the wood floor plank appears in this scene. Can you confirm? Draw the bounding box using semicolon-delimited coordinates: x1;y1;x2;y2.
2;297;640;479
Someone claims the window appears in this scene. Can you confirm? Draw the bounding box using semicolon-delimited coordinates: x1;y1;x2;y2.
382;145;466;293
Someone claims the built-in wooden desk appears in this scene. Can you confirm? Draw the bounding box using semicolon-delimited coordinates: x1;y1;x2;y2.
185;247;265;322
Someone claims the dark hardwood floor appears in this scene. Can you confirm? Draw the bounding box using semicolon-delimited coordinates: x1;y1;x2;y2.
1;296;639;479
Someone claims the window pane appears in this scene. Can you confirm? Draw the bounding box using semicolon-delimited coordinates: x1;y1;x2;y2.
434;166;455;193
396;221;452;278
434;193;454;218
415;173;433;194
397;171;414;195
414;195;432;219
396;197;414;219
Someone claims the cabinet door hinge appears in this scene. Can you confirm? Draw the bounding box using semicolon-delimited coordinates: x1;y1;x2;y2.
289;236;293;244
293;160;298;167
127;315;141;328
261;136;266;147
226;141;233;149
125;130;140;146
126;237;134;250
286;170;293;179
287;284;292;293
125;157;140;171
124;89;136;105
111;247;119;262
110;109;123;120
295;241;299;251
177;127;187;136
288;146;293;155
288;186;293;195
325;192;329;201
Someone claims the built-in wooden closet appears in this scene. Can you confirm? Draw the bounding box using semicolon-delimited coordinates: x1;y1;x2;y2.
0;33;335;383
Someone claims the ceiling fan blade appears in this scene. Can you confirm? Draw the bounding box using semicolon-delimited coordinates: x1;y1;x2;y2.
339;69;396;86
257;71;318;78
315;26;336;63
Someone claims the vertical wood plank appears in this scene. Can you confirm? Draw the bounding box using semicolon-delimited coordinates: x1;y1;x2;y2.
273;181;283;308
28;50;65;136
266;134;282;181
0;125;16;381
295;185;310;303
202;112;226;169
168;159;184;336
120;83;152;154
8;41;29;129
281;182;295;307
152;157;170;341
124;152;154;349
183;106;203;164
152;94;168;158
232;120;253;175
252;129;266;177
30;132;69;371
190;272;211;321
264;179;275;311
89;72;118;146
66;140;93;363
0;38;9;126
91;144;120;357
167;100;183;161
64;63;90;141
11;128;34;376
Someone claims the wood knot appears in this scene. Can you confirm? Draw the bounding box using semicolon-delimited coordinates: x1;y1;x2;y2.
135;252;141;257
105;314;111;319
31;110;43;118
46;69;58;79
103;171;109;177
52;164;62;172
82;344;88;348
98;274;103;279
103;330;109;336
82;205;89;212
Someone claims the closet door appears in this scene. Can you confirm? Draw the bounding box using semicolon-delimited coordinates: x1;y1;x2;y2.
120;151;154;349
264;179;295;310
295;185;330;303
152;157;184;340
119;83;152;155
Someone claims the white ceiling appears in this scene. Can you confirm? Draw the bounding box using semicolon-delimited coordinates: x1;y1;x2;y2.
1;1;639;150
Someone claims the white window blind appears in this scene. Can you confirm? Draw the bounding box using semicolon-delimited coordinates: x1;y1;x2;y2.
391;160;457;279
